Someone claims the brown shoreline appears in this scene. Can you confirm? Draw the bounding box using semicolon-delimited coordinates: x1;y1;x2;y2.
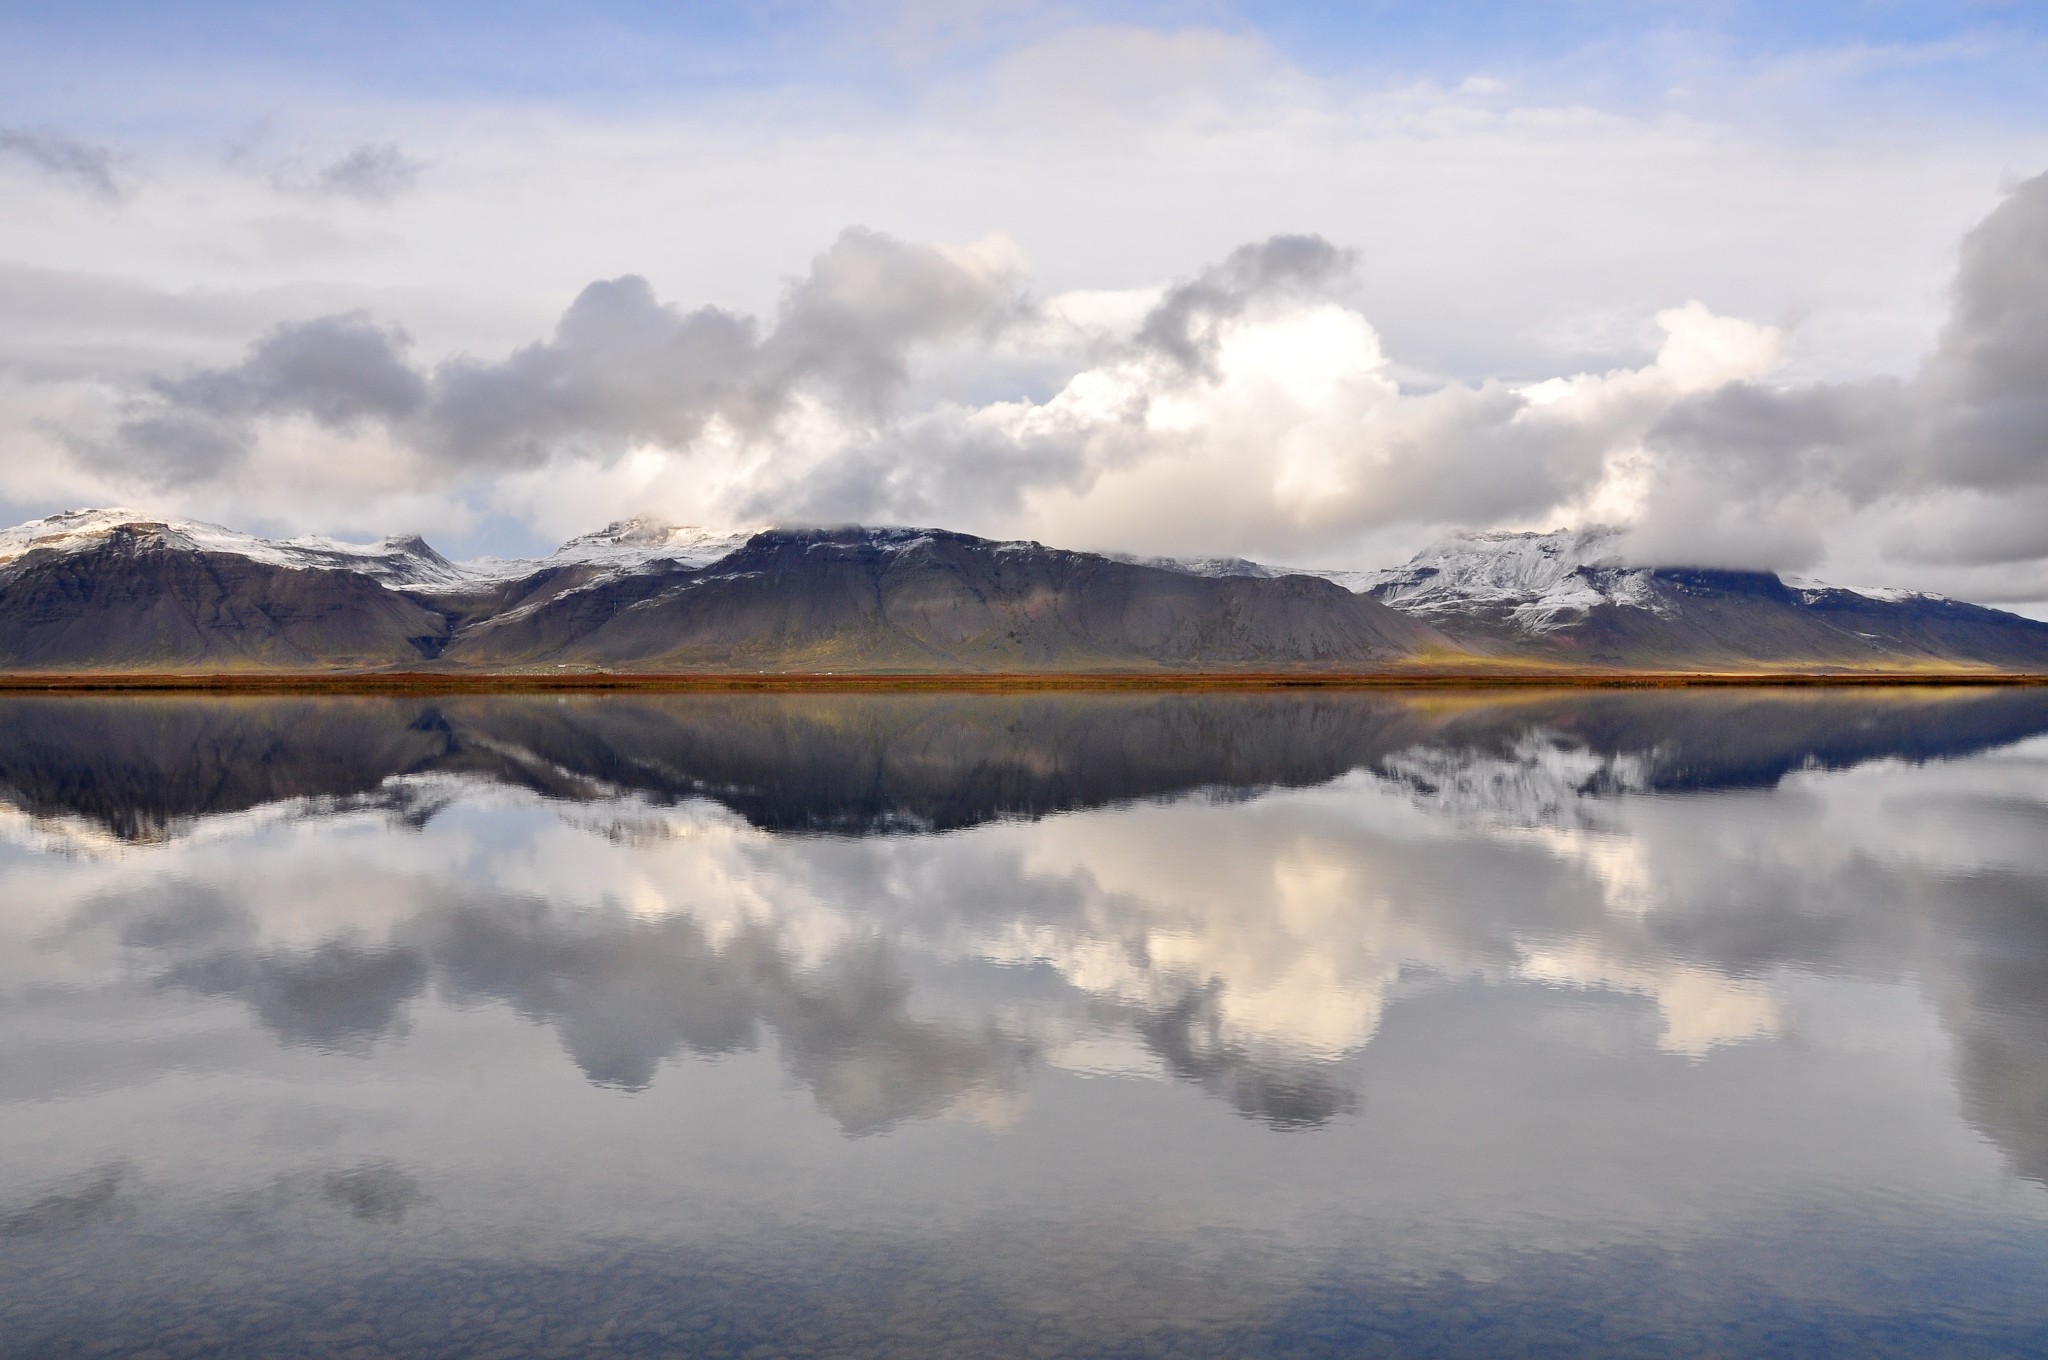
3;669;2047;694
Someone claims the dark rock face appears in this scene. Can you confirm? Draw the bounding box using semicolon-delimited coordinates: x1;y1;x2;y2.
437;528;1451;672
0;526;450;670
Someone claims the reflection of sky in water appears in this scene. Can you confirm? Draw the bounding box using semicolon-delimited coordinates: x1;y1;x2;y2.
3;692;2048;1356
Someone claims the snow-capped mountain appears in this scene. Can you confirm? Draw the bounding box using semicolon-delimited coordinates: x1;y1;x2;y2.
0;507;476;589
2;507;2045;673
1145;525;1660;632
0;508;763;593
1135;525;2048;669
0;511;1442;672
1153;525;1976;634
463;517;755;583
1346;526;1658;632
1351;528;1970;633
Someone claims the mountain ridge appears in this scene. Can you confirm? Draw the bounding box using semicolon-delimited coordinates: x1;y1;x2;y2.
0;510;1447;674
2;509;2045;675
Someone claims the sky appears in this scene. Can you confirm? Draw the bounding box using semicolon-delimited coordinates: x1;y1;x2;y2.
2;1;2047;606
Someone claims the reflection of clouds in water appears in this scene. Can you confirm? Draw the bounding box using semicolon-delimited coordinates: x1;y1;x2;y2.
1515;943;1783;1057
424;899;1035;1133
0;1163;127;1237
322;1161;423;1224
161;940;430;1053
1921;868;2048;1188
118;884;1035;1135
1132;985;1357;1128
8;694;2048;1169
0;764;1903;1130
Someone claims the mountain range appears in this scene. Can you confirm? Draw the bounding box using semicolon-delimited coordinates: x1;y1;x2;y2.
2;508;2045;674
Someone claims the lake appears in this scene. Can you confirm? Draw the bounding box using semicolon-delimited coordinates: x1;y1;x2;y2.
3;688;2047;1357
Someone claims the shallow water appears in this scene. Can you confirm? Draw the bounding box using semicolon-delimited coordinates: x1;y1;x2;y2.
3;688;2048;1357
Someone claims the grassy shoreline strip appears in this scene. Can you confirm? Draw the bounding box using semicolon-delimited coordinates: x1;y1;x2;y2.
1;669;2045;693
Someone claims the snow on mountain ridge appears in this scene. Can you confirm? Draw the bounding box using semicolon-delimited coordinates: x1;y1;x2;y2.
1129;526;1657;632
461;517;756;583
0;510;1953;622
0;508;472;588
1352;526;1660;632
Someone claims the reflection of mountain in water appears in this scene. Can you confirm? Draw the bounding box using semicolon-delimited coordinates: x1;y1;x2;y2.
17;688;2048;1166
5;689;2048;840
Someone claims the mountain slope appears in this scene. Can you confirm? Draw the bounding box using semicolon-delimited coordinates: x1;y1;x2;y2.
0;519;452;670
1153;527;2048;672
0;512;1450;673
442;527;1450;672
7;508;2047;674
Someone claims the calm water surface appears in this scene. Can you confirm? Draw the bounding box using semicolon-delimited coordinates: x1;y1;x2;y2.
4;689;2048;1357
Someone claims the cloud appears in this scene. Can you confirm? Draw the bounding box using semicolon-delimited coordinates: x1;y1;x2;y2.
311;142;424;203
25;168;2048;591
1135;234;1355;374
91;228;1025;487
1621;170;2048;571
1916;168;2048;495
158;312;428;426
0;126;124;200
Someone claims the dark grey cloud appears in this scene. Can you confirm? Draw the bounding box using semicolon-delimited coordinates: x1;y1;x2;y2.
1635;170;2048;569
96;227;1021;483
312;142;424;204
159;312;428;427
91;313;425;484
0;126;124;201
105;410;250;485
1137;233;1354;374
429;275;761;467
1916;170;2048;493
434;228;1019;467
